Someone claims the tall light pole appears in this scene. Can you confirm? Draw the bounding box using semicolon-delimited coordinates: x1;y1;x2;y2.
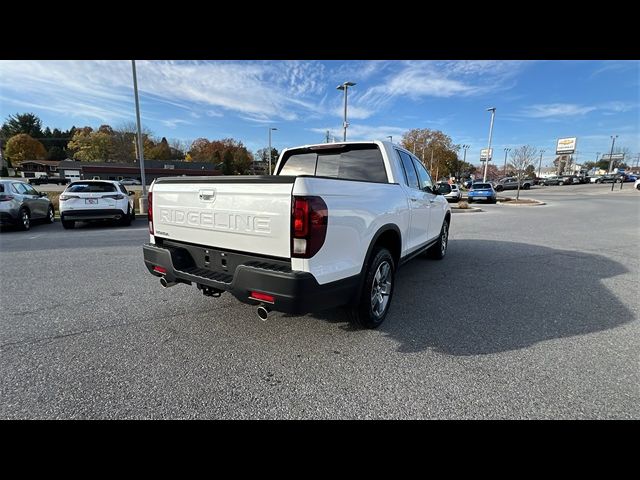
336;81;356;141
268;127;277;175
503;147;511;176
538;150;545;178
483;107;496;183
608;135;618;191
131;60;147;213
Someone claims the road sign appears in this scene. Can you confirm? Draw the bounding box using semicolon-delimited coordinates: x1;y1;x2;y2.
601;153;625;160
480;148;493;161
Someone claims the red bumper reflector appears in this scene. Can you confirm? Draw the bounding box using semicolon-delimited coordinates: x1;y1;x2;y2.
153;266;167;274
249;291;275;303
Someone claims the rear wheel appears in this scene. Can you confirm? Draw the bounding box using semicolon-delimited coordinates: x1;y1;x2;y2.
47;205;55;223
426;218;449;260
495;185;504;192
121;205;132;226
523;184;530;190
349;247;395;329
18;208;30;231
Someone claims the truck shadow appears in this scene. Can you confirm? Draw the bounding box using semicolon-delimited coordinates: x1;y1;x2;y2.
310;239;635;356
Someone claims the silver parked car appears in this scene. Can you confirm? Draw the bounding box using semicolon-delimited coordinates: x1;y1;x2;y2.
437;182;462;202
0;180;55;231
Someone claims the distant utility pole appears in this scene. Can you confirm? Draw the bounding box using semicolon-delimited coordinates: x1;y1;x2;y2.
538;150;545;178
430;150;434;176
326;130;330;143
503;147;511;176
608;135;618;191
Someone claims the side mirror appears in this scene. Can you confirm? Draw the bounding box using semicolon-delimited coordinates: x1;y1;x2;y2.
39;192;48;197
436;184;451;195
128;191;135;196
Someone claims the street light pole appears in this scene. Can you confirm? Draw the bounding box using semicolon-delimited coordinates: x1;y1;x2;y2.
131;60;147;213
538;150;545;178
336;82;356;141
503;147;511;176
268;127;277;175
483;107;496;183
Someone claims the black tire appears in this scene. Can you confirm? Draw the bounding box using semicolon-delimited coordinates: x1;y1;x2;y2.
495;185;504;192
121;205;132;226
61;217;75;229
523;184;530;190
559;181;564;186
349;247;395;329
426;217;449;260
46;205;55;223
18;208;30;231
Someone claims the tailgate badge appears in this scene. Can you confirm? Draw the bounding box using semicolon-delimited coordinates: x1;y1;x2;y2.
198;189;216;202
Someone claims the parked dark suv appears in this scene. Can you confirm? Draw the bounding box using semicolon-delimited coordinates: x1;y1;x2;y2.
0;180;55;230
494;176;534;192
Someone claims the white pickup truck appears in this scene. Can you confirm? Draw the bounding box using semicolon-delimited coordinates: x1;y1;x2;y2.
143;141;451;328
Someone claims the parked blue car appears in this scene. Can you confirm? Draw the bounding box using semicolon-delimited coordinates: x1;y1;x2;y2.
467;182;497;204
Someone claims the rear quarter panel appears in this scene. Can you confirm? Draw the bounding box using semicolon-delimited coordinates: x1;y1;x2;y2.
292;177;409;285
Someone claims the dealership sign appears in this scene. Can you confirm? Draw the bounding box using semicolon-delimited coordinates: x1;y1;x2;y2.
480;148;493;161
556;137;577;155
600;153;625;160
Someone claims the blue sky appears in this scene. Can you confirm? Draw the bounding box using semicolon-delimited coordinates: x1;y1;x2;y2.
1;60;638;167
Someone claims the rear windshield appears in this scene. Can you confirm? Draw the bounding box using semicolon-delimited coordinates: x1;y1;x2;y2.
278;144;388;183
471;183;492;189
67;182;117;193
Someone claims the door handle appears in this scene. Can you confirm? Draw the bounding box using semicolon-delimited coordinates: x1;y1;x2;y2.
429;199;435;204
410;197;418;202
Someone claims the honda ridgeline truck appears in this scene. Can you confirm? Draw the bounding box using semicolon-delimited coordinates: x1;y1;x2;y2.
143;141;451;328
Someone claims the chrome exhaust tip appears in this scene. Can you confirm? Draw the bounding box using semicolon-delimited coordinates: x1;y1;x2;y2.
160;277;176;288
257;305;270;321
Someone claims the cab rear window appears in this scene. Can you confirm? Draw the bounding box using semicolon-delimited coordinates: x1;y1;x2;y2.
278;144;388;183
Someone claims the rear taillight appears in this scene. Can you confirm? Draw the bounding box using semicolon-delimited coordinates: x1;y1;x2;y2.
148;190;153;234
249;291;275;303
59;194;79;201
0;195;14;202
153;266;167;274
102;194;125;200
291;196;327;258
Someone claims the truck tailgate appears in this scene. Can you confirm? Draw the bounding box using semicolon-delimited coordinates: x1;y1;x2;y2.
151;176;295;259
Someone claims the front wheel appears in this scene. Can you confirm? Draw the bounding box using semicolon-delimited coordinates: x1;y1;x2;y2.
523;184;530;190
559;181;564;186
18;208;30;231
426;218;449;260
120;205;132;226
495;185;504;192
349;247;395;329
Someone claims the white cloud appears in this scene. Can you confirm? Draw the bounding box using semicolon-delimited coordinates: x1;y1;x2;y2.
310;125;407;142
521;103;598;118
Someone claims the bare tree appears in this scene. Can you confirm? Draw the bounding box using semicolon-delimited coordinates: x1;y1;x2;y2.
509;145;537;200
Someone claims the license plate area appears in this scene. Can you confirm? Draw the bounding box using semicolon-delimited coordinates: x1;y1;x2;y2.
85;199;98;205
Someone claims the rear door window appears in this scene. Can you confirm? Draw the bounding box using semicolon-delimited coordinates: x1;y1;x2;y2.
12;183;28;194
397;150;420;190
412;157;434;192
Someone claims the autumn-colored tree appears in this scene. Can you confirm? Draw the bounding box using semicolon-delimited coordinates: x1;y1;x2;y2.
400;128;459;179
474;164;500;182
222;150;234;175
67;126;113;162
148;137;172;160
4;134;47;165
184;153;193;162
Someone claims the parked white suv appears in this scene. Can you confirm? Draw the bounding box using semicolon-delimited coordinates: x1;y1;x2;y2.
143;141;452;328
59;180;135;229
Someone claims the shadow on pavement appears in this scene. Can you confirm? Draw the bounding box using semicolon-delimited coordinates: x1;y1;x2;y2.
311;239;633;355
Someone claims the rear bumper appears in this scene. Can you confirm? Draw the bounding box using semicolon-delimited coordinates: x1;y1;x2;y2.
0;211;19;225
61;208;126;221
143;243;359;315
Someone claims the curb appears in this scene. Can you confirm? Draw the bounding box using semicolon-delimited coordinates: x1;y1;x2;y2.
53;213;148;220
497;200;546;206
451;207;483;213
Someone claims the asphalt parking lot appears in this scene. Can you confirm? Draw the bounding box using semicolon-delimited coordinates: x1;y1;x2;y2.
0;184;638;419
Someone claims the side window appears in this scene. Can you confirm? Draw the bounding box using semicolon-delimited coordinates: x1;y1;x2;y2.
118;184;128;194
23;184;39;195
12;183;28;194
412;158;434;192
397;150;419;190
